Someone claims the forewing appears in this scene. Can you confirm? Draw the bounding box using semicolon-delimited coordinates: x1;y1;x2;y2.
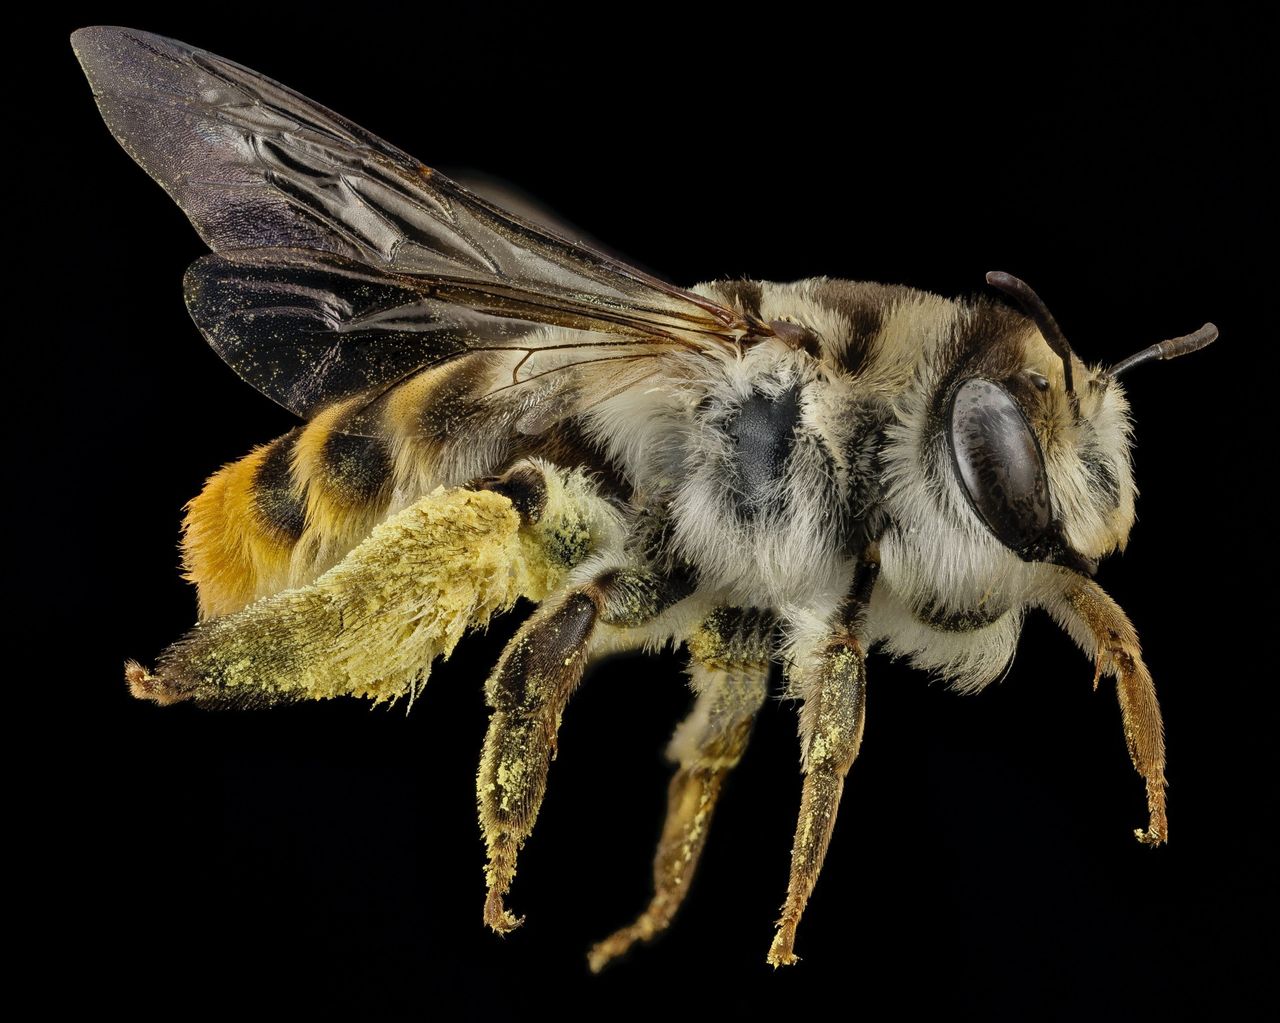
183;248;680;424
73;27;747;422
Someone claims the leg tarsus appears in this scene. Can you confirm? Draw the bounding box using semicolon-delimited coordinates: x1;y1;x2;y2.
767;635;869;965
767;758;855;967
478;594;599;933
587;609;772;972
1135;777;1168;845
587;765;728;972
478;565;692;938
483;834;525;933
767;920;801;968
765;554;878;965
1066;581;1168;846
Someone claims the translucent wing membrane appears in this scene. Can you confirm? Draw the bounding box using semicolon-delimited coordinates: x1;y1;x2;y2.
184;248;684;424
73;26;749;426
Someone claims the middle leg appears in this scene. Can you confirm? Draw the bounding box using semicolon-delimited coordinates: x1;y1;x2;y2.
587;607;775;971
768;550;879;966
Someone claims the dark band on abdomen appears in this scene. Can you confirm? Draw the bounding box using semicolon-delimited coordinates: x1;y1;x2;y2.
252;429;306;541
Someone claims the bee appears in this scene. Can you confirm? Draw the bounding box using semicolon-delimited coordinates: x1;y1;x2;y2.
74;26;1218;969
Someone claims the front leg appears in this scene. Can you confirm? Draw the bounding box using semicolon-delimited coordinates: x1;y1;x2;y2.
1044;575;1167;845
768;551;879;967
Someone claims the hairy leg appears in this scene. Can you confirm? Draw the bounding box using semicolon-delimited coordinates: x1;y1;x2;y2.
588;607;775;972
127;485;549;708
767;637;867;966
478;590;601;932
768;552;879;967
1044;575;1167;844
125;459;617;709
477;567;695;933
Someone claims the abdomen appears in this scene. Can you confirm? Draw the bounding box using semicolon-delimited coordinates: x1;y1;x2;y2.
183;355;621;619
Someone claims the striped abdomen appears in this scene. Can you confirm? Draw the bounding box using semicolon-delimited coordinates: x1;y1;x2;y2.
183;353;619;619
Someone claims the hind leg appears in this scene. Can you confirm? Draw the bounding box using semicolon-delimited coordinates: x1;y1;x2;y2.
126;460;619;709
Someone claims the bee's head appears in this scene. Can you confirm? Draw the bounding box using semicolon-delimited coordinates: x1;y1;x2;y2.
946;272;1217;576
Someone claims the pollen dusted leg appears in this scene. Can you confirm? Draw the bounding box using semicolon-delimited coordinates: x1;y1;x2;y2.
768;554;878;967
587;607;774;972
477;567;694;933
1057;578;1167;844
478;590;600;932
767;636;868;967
124;483;555;708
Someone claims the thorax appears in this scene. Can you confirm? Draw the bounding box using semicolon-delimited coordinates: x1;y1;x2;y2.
586;339;886;608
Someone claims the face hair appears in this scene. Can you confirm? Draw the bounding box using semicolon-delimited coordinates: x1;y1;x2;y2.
985;270;1078;394
1106;321;1219;378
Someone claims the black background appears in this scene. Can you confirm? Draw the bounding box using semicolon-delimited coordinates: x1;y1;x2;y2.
45;6;1268;1019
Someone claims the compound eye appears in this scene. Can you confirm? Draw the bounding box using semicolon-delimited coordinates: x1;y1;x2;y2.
948;377;1052;557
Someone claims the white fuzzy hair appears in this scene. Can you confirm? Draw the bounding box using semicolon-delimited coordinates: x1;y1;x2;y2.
573;279;1138;694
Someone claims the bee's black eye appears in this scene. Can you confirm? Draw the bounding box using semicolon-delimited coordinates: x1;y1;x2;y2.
947;377;1052;557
